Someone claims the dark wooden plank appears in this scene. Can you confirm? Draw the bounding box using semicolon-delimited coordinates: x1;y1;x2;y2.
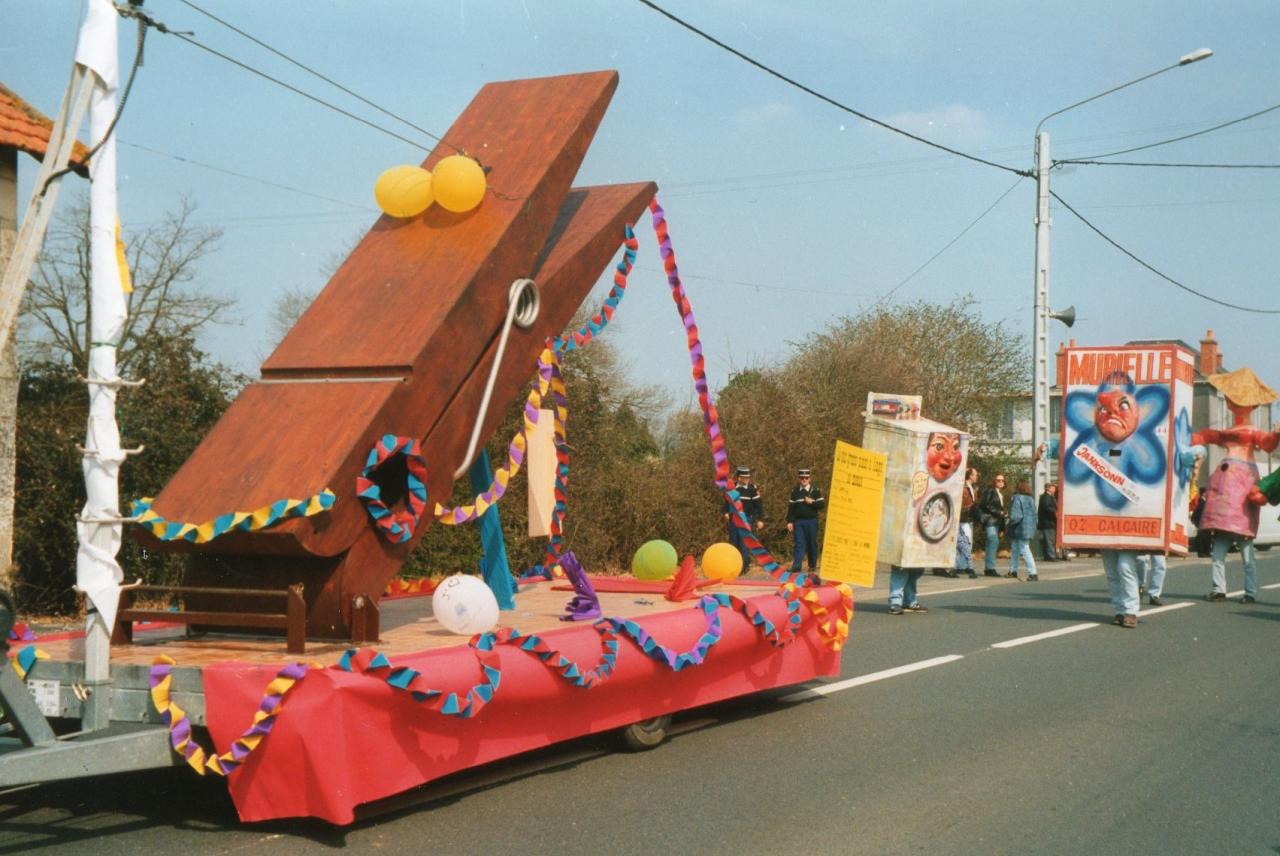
137;380;401;555
142;71;624;559
262;71;619;374
118;610;289;628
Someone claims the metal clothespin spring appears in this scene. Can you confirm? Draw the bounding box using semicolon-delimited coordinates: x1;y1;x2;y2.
453;278;540;478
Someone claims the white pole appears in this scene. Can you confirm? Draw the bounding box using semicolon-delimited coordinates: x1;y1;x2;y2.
1032;132;1051;498
74;0;127;728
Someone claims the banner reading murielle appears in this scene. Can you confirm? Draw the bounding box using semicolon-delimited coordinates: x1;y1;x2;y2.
1058;344;1197;555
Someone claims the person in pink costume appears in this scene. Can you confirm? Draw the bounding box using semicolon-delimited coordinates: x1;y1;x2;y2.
1191;367;1279;603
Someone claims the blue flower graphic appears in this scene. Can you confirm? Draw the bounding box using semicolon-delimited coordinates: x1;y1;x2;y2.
1173;406;1194;489
1062;373;1169;510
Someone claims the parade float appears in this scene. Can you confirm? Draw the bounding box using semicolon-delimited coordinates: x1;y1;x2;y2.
0;14;854;823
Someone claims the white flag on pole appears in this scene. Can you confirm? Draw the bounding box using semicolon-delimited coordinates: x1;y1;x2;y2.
73;0;128;632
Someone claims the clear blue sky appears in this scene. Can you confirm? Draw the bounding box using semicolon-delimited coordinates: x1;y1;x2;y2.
6;1;1279;411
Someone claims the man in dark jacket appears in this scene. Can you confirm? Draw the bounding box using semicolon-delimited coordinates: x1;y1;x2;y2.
725;466;763;570
787;468;826;575
978;474;1007;576
1037;482;1062;561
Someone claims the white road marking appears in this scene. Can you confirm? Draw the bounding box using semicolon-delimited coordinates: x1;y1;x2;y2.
920;585;985;596
780;655;963;702
1140;601;1196;616
1049;571;1104;581
786;574;1273;703
991;623;1096;648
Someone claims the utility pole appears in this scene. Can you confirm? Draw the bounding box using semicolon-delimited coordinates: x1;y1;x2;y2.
1028;48;1213;499
1031;131;1051;498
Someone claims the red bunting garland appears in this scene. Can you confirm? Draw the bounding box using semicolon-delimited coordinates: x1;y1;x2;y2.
334;586;852;720
356;435;428;544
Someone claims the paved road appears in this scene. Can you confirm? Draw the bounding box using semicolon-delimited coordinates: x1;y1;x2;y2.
2;552;1278;854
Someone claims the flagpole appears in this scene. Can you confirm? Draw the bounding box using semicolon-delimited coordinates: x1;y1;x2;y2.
74;0;128;730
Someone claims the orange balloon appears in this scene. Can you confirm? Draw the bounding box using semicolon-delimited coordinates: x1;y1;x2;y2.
432;155;487;213
701;542;744;582
374;165;433;218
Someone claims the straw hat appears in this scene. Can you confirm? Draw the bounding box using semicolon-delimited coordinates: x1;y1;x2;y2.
1206;366;1277;407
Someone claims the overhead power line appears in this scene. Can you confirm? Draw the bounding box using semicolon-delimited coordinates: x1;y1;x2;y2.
633;0;1028;177
165;30;431;150
120;4;436;152
175;0;453;149
1050;190;1280;315
121;140;376;210
1061;101;1280;162
876;176;1025;304
1062;160;1280;170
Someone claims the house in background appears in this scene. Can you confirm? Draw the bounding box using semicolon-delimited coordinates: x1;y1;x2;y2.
975;329;1277;488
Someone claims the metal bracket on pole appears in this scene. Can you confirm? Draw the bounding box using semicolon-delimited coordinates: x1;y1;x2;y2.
77;444;145;458
78;373;146;389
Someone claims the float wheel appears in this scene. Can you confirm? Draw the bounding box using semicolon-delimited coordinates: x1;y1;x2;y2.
618;715;672;751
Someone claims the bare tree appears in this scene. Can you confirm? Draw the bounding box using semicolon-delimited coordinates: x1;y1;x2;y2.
21;194;234;371
265;284;318;352
258;229;361;358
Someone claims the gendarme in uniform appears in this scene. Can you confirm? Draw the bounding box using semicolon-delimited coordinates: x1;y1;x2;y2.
725;466;763;570
786;467;825;573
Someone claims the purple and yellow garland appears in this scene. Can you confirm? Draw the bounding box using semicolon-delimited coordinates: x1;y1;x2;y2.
148;655;309;776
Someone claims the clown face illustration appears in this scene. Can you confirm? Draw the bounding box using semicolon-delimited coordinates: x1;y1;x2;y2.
1095;389;1139;443
926;432;963;482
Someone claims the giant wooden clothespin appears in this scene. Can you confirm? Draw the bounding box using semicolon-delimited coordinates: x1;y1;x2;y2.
139;71;656;638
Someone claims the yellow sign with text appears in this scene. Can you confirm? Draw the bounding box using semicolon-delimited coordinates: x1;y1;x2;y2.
819;440;887;587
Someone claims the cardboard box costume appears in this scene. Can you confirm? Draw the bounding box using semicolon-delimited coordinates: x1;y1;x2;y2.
863;393;969;568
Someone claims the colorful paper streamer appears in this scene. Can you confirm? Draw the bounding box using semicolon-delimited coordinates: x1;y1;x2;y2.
150;655;309;776
648;198;818;588
131;489;335;544
338;645;504;718
335;584;851;720
559;551;602;621
356;435;428;544
9;646;47;681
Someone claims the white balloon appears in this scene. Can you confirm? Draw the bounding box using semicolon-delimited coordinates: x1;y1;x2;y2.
431;574;500;635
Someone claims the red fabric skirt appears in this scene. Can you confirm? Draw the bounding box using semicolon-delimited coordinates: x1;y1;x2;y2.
202;585;848;824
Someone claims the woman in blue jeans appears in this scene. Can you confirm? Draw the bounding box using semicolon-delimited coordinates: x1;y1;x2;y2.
1005;479;1038;581
978;474;1007;575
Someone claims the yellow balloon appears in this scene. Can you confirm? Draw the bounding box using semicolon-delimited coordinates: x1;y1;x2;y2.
701;542;744;582
374;165;433;218
432;155;487;213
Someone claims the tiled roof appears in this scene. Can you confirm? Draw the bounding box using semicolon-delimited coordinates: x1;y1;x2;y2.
0;81;90;176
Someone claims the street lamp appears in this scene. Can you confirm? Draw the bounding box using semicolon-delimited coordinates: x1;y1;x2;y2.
1029;48;1213;497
